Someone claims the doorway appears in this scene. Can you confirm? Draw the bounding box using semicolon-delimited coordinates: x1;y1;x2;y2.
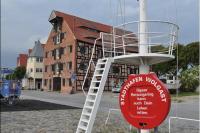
53;77;61;91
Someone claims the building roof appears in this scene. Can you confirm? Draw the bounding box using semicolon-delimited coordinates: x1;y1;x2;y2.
49;10;112;44
29;40;44;57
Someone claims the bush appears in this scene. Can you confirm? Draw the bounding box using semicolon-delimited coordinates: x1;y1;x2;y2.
180;66;199;92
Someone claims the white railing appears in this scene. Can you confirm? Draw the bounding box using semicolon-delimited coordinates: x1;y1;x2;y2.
81;33;102;96
169;117;200;133
101;20;179;58
81;21;179;95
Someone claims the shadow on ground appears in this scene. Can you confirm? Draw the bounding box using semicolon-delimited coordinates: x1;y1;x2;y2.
1;99;81;112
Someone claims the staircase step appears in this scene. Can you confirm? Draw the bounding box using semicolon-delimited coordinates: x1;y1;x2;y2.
96;68;105;71
84;105;93;109
78;125;87;130
97;62;106;65
90;87;99;90
94;74;103;77
76;58;112;133
81;118;89;123
86;99;95;103
83;112;91;116
92;80;101;83
88;93;97;96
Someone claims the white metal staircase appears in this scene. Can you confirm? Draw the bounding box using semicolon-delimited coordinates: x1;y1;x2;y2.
76;58;113;133
76;20;178;132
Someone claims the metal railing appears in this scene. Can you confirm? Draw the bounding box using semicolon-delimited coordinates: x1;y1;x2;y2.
101;20;179;58
80;21;179;95
81;33;102;96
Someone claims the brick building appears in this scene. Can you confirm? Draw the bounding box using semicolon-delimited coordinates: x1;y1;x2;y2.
17;54;28;67
43;10;138;93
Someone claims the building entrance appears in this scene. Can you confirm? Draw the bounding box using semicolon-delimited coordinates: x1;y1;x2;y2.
53;77;61;91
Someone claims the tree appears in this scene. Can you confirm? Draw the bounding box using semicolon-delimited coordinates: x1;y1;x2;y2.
152;42;199;76
180;66;199;92
184;42;199;67
13;66;26;80
5;74;16;80
152;44;184;76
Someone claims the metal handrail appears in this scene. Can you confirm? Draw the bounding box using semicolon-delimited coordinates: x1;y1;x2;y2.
114;20;179;29
100;20;178;57
81;33;102;96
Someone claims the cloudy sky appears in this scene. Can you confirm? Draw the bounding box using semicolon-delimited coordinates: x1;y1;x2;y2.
1;0;199;68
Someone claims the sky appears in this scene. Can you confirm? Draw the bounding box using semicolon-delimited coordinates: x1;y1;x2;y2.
1;0;199;68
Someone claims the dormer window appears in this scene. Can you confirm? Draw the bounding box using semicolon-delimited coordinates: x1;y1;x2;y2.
51;17;63;33
53;23;61;32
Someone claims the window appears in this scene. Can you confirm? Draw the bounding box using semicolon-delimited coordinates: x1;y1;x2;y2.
112;66;120;74
45;66;48;72
59;63;63;71
45;52;48;58
78;42;88;54
63;78;65;86
53;21;62;32
36;58;40;62
79;61;87;70
68;45;73;53
56;49;60;59
30;68;33;72
67;78;72;86
52;65;54;71
67;62;72;70
56;33;61;44
40;58;43;62
55;64;59;72
52;50;54;56
53;33;65;45
59;47;64;57
44;79;47;86
36;68;42;73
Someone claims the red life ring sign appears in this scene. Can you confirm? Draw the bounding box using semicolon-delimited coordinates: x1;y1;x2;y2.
119;73;171;129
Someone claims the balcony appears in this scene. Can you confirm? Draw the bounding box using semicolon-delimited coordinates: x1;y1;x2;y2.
99;20;179;65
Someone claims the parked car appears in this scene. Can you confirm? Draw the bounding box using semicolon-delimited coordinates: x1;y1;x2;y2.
112;79;124;93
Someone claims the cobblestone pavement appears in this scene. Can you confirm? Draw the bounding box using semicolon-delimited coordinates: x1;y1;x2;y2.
1;91;199;133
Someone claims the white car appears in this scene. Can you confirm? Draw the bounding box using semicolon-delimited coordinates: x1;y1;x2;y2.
112;79;123;93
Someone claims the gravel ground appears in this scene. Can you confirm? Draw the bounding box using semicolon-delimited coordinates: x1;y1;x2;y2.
1;92;199;133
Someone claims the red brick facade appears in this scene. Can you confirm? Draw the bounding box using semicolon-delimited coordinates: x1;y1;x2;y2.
43;11;137;93
17;54;28;67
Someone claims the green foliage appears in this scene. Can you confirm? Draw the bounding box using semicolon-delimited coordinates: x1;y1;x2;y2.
152;44;183;76
152;42;199;76
151;45;167;53
5;74;16;80
180;66;199;92
184;42;199;66
14;66;26;80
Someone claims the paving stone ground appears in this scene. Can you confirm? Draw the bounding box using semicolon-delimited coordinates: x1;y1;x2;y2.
1;91;199;133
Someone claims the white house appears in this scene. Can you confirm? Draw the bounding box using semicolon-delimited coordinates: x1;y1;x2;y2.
25;40;44;90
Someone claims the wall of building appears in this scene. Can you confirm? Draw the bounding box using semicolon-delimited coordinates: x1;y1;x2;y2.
43;11;138;94
43;18;76;93
25;57;43;89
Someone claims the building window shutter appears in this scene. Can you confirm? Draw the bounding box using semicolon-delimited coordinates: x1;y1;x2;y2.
60;33;65;42
63;78;65;86
53;36;56;45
